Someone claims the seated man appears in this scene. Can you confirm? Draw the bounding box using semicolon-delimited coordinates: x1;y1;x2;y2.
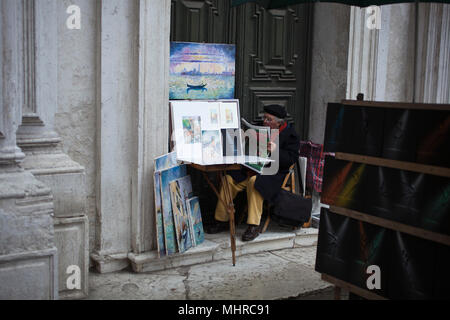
206;104;300;241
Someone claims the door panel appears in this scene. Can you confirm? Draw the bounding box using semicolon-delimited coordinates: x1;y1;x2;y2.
238;4;311;136
170;0;232;43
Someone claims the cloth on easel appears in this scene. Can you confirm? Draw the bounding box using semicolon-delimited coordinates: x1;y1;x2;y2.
299;140;334;193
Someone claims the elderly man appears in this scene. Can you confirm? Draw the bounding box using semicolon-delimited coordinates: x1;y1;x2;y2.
206;104;300;241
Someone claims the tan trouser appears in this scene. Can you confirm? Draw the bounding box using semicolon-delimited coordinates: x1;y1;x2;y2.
214;175;264;226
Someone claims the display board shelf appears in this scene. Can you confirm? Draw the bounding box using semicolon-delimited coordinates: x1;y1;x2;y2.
341;100;450;111
329;205;450;247
321;273;387;300
335;152;450;178
318;98;450;300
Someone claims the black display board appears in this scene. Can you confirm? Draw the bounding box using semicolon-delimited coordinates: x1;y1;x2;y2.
317;100;450;299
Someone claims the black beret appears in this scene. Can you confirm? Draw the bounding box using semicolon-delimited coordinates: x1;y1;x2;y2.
263;104;287;119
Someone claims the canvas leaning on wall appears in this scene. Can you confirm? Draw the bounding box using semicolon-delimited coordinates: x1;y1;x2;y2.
153;151;205;257
154;151;180;258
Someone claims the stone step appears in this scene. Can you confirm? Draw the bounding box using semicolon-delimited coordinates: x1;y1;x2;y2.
128;226;318;273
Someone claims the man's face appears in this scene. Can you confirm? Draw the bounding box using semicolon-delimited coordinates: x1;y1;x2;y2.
263;113;281;130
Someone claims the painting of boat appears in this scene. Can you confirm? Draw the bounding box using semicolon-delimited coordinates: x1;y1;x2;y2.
186;83;207;93
170;42;235;100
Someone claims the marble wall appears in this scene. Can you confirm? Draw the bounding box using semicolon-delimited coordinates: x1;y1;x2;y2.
308;3;351;144
56;0;98;259
347;2;450;104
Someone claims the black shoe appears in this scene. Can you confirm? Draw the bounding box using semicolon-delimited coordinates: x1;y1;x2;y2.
205;221;229;234
242;224;260;241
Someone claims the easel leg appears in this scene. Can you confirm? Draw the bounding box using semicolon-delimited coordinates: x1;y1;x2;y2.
334;286;341;300
220;171;236;266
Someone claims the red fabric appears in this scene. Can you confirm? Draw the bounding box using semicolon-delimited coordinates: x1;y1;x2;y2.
299;141;334;193
278;122;288;133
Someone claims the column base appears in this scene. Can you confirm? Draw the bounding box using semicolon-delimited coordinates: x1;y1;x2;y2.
0;169;57;299
90;252;130;274
54;215;89;300
0;248;58;300
19;151;86;218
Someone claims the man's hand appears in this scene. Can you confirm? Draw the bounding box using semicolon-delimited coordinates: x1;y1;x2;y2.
268;141;277;153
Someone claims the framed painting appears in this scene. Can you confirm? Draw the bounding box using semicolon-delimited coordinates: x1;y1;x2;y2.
169;42;236;100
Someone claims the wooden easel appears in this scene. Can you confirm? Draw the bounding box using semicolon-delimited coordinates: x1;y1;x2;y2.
189;163;241;266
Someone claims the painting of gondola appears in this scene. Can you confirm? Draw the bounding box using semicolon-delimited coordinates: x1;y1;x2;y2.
169;42;235;100
160;164;187;255
169;175;194;253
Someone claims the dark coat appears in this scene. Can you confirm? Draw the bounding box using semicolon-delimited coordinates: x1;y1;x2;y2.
229;124;300;203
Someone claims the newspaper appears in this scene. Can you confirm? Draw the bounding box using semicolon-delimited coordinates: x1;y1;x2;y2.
240;118;272;174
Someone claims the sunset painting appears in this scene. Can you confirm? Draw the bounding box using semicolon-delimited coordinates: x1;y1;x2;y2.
169;42;236;100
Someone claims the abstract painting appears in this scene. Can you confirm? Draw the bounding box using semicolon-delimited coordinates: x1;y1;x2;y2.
160;164;187;255
187;197;205;246
169;175;194;252
169;42;236;100
219;101;239;129
182;116;201;144
201;130;222;163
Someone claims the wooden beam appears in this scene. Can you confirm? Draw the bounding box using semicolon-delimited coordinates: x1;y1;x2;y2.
188;163;241;172
335;152;450;178
329;205;450;246
341;99;450;111
321;273;387;300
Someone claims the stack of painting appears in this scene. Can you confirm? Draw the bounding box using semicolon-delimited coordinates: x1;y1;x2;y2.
170;100;241;164
154;151;205;257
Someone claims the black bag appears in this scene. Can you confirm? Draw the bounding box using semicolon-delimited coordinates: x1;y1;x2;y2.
271;190;312;228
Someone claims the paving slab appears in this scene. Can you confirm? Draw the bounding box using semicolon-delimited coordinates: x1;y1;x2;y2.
87;245;331;300
88;269;187;300
186;248;329;300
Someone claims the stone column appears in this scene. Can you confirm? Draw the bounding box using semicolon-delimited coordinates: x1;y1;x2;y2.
127;0;171;272
347;4;417;102
309;3;350;145
0;0;57;300
15;0;88;299
91;0;139;273
92;0;171;274
130;0;171;254
415;3;450;104
347;3;450;104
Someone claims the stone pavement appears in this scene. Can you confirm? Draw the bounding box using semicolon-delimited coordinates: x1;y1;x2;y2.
87;226;335;300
